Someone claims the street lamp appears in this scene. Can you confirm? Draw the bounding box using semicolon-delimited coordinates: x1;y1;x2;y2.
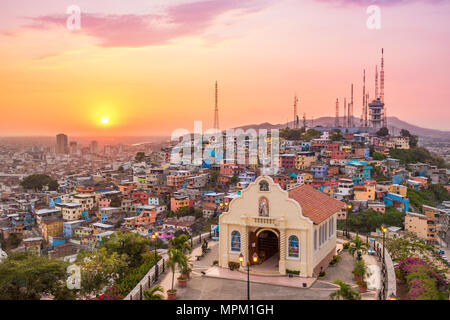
346;204;352;238
381;225;387;264
239;252;258;300
388;293;397;300
152;231;159;281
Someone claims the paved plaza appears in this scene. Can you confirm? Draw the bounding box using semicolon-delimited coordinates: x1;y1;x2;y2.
157;238;379;300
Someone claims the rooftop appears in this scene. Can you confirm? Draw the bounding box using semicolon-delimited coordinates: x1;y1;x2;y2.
288;184;345;224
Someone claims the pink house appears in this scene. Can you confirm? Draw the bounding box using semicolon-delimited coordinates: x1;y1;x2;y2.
99;198;112;209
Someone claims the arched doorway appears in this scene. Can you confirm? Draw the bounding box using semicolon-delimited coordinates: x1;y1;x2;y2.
253;229;279;270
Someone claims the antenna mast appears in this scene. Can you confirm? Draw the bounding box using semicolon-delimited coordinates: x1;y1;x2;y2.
361;69;366;127
335;98;339;127
343;98;347;128
350;83;354;127
293;95;299;129
213;81;219;130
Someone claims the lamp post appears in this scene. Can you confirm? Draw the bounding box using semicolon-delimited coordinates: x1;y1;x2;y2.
346;204;352;238
239;252;258;300
152;231;159;282
381;225;387;264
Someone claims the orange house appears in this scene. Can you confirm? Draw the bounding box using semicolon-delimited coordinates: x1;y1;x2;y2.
171;196;191;212
76;186;94;193
119;182;136;194
134;208;156;226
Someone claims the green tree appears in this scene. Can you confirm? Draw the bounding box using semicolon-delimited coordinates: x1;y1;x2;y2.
135;152;146;163
329;280;361;300
209;170;219;185
389;147;446;168
20;174;59;191
330;132;344;141
75;247;128;297
280;128;303;140
400;129;419;148
4;233;22;250
167;249;187;293
169;234;192;255
143;285;165;300
0;252;70;300
372;151;386;160
230;175;238;184
348;235;369;259
304;129;322;140
102;231;151;267
376;127;389;137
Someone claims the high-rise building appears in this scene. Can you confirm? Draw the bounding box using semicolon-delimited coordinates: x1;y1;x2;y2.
90;140;98;154
69;141;78;155
56;134;68;154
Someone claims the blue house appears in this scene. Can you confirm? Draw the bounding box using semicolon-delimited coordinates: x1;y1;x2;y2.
311;164;328;178
392;174;406;185
301;142;311;151
63;220;83;238
383;193;409;212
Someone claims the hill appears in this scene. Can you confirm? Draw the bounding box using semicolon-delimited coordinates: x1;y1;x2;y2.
233;116;450;139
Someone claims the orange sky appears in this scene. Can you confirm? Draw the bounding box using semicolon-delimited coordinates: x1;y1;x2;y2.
1;0;450;136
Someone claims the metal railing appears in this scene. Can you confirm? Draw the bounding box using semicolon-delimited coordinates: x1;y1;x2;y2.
337;230;396;300
124;231;212;300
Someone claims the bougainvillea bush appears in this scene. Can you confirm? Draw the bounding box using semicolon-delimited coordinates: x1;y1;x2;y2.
88;287;122;300
396;258;448;300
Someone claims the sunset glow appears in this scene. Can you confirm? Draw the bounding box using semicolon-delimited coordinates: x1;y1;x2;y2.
0;0;450;136
100;117;110;125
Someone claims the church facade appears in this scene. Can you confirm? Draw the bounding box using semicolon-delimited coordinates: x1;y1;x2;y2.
218;176;345;277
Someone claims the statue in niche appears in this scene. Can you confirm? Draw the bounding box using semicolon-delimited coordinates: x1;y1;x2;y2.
259;197;269;216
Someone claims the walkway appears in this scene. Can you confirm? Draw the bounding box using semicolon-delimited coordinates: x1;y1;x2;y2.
157;238;379;300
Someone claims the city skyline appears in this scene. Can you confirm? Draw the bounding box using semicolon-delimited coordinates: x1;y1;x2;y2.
1;0;450;137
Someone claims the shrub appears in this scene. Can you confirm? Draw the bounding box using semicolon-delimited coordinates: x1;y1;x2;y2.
329;255;341;266
319;271;326;277
352;260;368;277
397;258;449;300
343;242;350;250
228;261;240;270
356;280;367;287
286;269;300;275
212;260;218;266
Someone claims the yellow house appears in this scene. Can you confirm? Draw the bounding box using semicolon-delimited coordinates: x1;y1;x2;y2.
41;219;64;242
219;176;344;277
295;152;316;170
303;173;314;184
405;210;438;242
388;184;407;197
353;185;376;201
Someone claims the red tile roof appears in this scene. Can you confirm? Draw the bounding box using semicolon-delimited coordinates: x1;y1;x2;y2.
288;184;345;224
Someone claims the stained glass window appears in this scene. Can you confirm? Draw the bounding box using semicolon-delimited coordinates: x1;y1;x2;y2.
288;235;299;258
231;231;241;252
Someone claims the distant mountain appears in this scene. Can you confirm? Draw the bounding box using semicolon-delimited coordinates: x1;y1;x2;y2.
233;117;450;139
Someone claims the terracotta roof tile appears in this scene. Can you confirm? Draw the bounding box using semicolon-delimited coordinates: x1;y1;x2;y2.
288;184;345;224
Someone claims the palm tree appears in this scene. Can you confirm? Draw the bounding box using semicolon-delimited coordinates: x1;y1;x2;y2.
167;248;187;293
143;285;165;300
348;235;369;259
169;234;191;255
329;280;361;300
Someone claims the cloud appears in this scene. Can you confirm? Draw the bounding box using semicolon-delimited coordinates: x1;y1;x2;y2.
315;0;447;6
22;0;273;48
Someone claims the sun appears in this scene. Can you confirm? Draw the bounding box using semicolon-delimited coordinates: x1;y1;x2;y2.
100;116;110;125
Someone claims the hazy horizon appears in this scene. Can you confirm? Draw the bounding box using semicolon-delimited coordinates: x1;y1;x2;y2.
1;0;450;136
